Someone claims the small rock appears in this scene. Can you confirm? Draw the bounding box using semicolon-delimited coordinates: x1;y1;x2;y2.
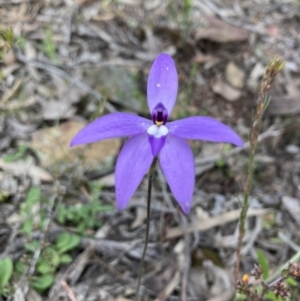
84;65;143;111
31;121;121;169
2;49;16;65
225;62;245;89
212;80;242;101
248;62;265;89
285;144;299;154
94;173;115;187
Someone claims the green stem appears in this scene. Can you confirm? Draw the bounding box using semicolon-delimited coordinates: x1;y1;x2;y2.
135;157;158;301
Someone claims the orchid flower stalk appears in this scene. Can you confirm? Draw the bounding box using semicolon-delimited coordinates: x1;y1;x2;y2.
70;53;243;214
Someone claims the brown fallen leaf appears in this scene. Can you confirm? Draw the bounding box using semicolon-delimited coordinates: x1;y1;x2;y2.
0;158;53;182
166;208;269;239
31;121;121;169
195;16;248;43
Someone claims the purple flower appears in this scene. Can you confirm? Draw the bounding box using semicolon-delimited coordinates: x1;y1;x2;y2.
70;53;243;214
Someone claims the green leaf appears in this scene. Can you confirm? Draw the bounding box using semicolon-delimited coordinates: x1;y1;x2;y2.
264;291;277;301
3;145;27;162
25;187;40;206
286;276;297;287
22;219;33;235
67;210;75;221
59;254;72;264
256;249;269;280
55;232;80;254
42;247;60;267
235;292;247;301
15;261;26;274
0;28;14;60
15;35;26;50
39;29;57;62
86;219;94;228
25;241;40;253
37;263;53;275
31;274;54;291
79;205;89;217
2;28;14;46
57;206;67;223
77;223;85;234
215;158;226;168
0;257;13;287
98;205;113;212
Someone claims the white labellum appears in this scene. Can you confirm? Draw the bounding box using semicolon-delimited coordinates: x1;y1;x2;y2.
147;124;168;138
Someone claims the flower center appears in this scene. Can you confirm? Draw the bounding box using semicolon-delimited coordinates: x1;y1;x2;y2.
151;103;168;126
147;103;169;156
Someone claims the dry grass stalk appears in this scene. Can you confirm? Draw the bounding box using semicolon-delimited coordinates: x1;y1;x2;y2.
235;57;285;283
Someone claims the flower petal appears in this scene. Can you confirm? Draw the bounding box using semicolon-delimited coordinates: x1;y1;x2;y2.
168;117;243;147
116;134;153;210
147;53;178;116
159;135;195;214
148;135;166;157
70;113;151;147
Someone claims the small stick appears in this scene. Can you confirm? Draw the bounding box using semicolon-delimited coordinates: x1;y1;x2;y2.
61;281;78;301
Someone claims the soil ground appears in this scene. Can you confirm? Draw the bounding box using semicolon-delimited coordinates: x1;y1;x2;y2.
1;0;300;300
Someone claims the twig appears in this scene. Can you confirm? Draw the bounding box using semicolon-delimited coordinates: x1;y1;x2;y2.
267;276;285;288
234;57;285;283
61;281;78;301
71;58;142;69
166;208;269;239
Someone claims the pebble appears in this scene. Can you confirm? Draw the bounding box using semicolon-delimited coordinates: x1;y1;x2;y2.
285;144;300;154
